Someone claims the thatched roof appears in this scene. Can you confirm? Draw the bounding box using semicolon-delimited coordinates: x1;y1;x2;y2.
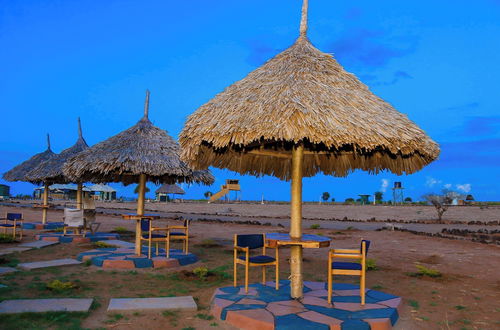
2;134;56;182
26;119;89;184
180;0;439;180
155;184;185;195
63;91;215;186
89;184;116;193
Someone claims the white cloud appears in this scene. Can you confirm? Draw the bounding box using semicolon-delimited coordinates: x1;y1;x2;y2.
456;184;471;193
426;177;441;187
380;179;389;192
444;183;452;189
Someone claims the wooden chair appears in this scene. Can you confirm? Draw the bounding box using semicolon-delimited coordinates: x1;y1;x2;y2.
140;219;169;259
63;208;86;236
0;213;24;240
328;239;371;305
83;197;100;234
233;234;279;293
166;219;190;258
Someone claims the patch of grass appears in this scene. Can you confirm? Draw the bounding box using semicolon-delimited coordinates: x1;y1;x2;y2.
84;259;92;267
193;267;209;280
430;302;438;306
0;311;89;329
309;224;320;229
133;312;142;316
459;318;471;325
105;313;124;323
366;258;378;271
196;313;214;320
46;280;76;293
371;284;384;290
90;298;102;311
210;322;218;326
126;270;138;275
407;264;442;278
455;305;466;310
0;256;19;267
162;310;178;317
113;226;130;233
182;327;195;330
196;239;222;248
0;234;17;243
408;299;420;310
93;241;118;248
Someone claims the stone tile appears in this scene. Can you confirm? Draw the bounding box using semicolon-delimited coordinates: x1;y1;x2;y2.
377;297;402;312
266;301;306;316
236;298;266;305
304;281;326;291
99;240;134;248
363;318;392;330
276;313;329;329
304;289;329;297
0;247;32;255
108;296;197;312
226;308;274;330
0;298;93;313
212;298;234;318
238;287;258;295
19;241;59;249
18;258;81;270
102;260;135;269
301;296;331;308
152;257;179;268
0;267;18;275
340;319;370;329
298;310;342;330
332;302;387;312
333;289;367;296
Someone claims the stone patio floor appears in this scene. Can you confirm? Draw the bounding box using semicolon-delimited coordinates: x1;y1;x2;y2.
35;232;119;243
77;247;198;269
22;222;65;230
211;280;401;330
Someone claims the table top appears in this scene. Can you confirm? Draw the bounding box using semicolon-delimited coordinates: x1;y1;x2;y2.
32;204;52;209
266;232;331;249
121;213;161;220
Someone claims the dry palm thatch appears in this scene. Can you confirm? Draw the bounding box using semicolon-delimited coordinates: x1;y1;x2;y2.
26;118;89;184
2;134;56;182
180;2;439;180
155;184;185;195
63;90;214;186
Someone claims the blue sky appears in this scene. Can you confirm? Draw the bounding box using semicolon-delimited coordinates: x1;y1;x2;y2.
1;0;499;202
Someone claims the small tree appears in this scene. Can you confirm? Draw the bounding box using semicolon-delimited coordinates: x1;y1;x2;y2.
344;198;355;204
374;191;383;203
331;197;335;202
423;192;453;222
134;185;150;194
404;197;413;203
322;192;330;202
204;191;213;199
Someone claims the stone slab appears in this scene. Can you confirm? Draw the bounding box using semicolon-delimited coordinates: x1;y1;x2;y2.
19;241;59;249
108;296;197;312
0;247;32;255
0;267;18;275
98;240;134;248
18;258;82;270
0;298;93;313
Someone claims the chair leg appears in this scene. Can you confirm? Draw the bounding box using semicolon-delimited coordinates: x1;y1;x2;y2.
262;266;266;284
156;242;159;256
245;261;249;294
361;271;366;305
275;262;279;290
166;238;170;258
328;270;333;305
233;258;237;287
148;239;152;259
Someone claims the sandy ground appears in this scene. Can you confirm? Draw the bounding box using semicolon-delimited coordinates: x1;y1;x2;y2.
1;204;499;329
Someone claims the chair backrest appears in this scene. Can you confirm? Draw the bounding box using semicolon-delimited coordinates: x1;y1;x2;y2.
64;208;84;227
83;197;95;210
236;234;264;250
141;219;151;232
360;240;371;255
6;213;22;221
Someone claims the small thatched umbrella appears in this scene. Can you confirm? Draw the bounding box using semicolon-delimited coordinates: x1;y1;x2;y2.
63;90;214;254
26;118;89;214
2;134;57;223
180;0;439;299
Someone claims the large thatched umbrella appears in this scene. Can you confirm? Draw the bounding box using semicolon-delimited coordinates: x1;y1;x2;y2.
63;90;214;254
180;0;439;299
2;134;57;224
26;118;89;215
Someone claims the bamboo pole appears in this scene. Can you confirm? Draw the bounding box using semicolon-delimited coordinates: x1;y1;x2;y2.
290;144;304;299
135;173;147;255
42;182;49;224
76;183;83;210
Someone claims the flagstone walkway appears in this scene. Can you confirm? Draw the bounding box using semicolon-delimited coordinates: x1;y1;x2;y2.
211;280;401;330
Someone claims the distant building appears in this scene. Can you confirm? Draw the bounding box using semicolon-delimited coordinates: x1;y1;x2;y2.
89;184;116;201
155;184;185;202
358;194;370;205
0;184;10;199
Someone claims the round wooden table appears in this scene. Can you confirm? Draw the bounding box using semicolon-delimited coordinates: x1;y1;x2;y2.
265;232;331;249
121;213;161;255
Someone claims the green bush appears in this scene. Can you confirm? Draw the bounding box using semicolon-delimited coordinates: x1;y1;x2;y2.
93;241;117;248
366;258;378;271
193;267;209;279
309;224;320;229
408;264;442;278
0;234;17;243
46;280;76;292
113;226;129;233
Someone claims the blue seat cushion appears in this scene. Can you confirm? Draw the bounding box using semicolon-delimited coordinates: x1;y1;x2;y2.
332;262;362;270
141;233;166;239
0;224;17;228
169;232;186;236
238;255;275;264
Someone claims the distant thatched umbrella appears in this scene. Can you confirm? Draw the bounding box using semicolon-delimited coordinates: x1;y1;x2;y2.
26;118;89;212
63;90;214;254
155;184;185;195
2;134;57;224
180;0;439;298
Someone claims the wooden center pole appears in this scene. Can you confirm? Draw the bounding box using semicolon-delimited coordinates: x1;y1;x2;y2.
42;182;49;224
76;183;83;210
135;173;147;255
290;144;304;299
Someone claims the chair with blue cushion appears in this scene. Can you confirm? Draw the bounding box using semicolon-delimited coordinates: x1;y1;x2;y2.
166;219;190;258
0;213;24;240
139;219;169;259
328;239;371;305
233;234;279;293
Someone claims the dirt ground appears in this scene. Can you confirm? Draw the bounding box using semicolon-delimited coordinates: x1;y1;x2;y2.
1;204;499;330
